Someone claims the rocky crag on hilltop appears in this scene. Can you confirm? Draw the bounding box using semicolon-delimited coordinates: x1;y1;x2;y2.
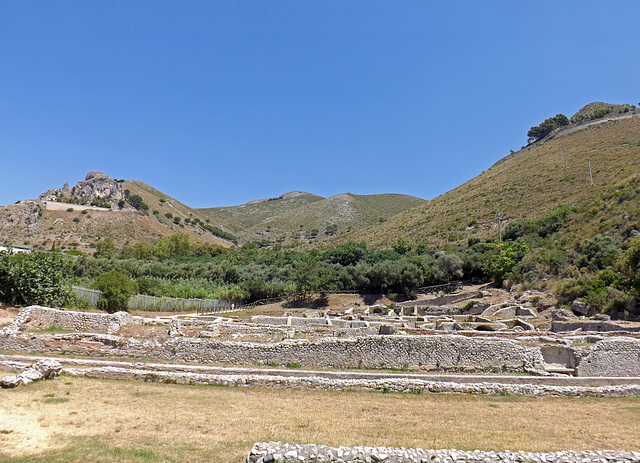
39;171;126;208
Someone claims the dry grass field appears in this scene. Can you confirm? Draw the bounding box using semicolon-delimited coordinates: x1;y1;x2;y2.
1;376;639;462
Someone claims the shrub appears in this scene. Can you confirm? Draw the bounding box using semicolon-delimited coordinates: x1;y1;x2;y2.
92;270;138;313
95;238;115;259
555;278;587;302
0;251;73;306
577;235;621;270
127;194;149;212
527;114;569;143
483;239;529;285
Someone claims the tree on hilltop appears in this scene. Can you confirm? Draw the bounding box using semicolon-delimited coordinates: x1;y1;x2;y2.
527;113;569;144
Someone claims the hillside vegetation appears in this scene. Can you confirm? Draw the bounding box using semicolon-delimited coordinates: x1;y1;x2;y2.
338;113;640;248
199;191;425;246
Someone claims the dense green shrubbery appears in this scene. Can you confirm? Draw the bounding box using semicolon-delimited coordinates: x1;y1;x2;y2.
202;224;238;244
126;192;149;212
0;251;73;307
71;236;475;302
66;205;640;318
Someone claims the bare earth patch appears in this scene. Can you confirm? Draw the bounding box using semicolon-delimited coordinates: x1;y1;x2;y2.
0;306;19;328
0;402;59;455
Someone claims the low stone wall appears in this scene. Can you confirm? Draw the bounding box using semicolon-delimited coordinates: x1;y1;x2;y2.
0;331;546;374
246;443;640;463
0;306;144;335
59;364;640;397
0;332;163;358
551;320;640;333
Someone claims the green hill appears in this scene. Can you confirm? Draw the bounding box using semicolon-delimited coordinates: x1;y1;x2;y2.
198;191;426;245
333;111;640;248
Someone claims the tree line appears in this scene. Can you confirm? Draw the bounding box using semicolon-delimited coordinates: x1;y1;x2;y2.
2;200;639;318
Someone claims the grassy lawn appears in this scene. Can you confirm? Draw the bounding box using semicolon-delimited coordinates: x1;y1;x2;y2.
1;376;639;462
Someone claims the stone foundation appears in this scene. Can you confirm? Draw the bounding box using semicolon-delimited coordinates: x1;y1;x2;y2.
0;305;145;335
2;307;640;377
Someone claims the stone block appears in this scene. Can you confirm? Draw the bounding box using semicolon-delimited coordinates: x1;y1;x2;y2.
453;321;509;332
492;306;518;318
0;375;22;389
515;307;537;318
552;308;576;321
572;300;595;317
378;325;396;335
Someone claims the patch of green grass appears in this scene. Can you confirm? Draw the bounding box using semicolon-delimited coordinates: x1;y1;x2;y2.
43;397;70;404
2;438;165;463
26;326;76;334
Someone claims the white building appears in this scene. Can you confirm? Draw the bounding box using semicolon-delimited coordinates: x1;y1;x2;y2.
0;243;32;254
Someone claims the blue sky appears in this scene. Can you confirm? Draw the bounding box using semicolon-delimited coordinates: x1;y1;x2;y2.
1;1;639;208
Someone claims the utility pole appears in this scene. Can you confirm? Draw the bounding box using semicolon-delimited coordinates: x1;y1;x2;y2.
496;199;504;242
564;149;567;169
587;158;593;185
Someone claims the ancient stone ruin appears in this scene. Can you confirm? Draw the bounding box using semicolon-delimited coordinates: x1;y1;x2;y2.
1;305;640;379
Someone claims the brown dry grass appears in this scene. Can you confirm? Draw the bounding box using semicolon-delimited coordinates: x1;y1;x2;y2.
1;376;638;462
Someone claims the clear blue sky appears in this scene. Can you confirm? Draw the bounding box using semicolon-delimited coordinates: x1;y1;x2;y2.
2;1;639;208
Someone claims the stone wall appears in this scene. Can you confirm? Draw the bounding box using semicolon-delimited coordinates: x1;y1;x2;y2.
0;330;546;374
246;443;640;463
0;306;144;336
577;337;640;377
164;335;546;373
551;320;640;333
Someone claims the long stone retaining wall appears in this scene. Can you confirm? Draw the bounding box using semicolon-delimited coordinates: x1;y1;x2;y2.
0;332;547;374
164;335;546;373
3;355;640;397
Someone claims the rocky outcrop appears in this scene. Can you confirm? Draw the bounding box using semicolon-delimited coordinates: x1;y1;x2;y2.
39;171;125;207
0;200;42;228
